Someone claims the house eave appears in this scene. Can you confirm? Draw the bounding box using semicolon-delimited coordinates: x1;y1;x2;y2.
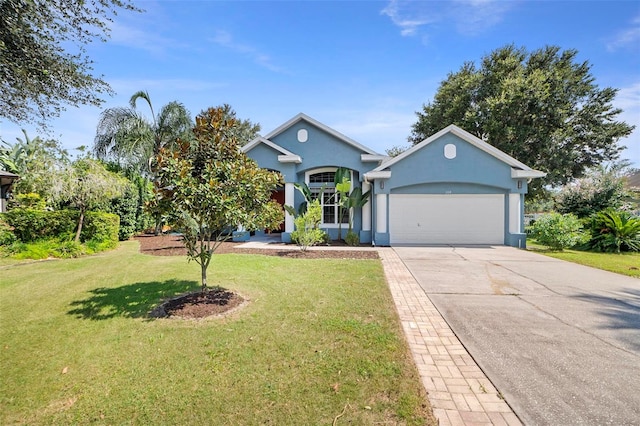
241;137;298;157
364;171;392;181
511;169;546;179
361;154;389;163
278;155;302;164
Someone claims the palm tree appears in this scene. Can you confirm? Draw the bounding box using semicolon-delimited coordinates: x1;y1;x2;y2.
94;91;192;234
93;90;192;174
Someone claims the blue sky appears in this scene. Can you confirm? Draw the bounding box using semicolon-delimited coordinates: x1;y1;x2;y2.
2;0;639;167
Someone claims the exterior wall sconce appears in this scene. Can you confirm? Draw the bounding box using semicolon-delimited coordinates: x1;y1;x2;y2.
380;181;384;189
517;180;522;189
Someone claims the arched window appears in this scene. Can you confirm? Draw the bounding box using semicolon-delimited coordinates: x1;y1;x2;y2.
305;168;350;226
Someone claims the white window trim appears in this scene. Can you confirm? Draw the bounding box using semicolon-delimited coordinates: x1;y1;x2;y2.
305;167;353;228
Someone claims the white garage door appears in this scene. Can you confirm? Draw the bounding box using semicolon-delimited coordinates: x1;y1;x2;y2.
389;194;504;245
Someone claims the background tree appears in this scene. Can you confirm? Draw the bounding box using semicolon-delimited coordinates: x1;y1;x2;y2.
0;130;69;202
409;45;635;196
94;91;192;233
0;0;139;128
217;104;261;146
385;145;409;157
94;90;193;174
52;158;125;243
154;106;283;291
97;164;154;240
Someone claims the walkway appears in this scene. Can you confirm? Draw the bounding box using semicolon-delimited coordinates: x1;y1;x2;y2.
378;248;521;426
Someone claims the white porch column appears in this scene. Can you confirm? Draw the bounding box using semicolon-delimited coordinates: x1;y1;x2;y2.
376;194;387;233
285;182;295;233
362;181;371;231
509;193;521;234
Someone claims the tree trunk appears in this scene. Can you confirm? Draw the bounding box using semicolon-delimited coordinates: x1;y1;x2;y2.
201;261;208;292
74;211;85;243
154;214;162;235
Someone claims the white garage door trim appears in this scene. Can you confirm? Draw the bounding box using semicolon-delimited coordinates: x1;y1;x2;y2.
389;194;504;245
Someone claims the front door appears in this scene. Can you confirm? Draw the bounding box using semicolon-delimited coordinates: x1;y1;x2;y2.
271;189;286;232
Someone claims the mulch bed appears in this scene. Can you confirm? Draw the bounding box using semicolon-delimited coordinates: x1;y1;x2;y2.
150;287;245;320
136;233;378;319
134;234;379;260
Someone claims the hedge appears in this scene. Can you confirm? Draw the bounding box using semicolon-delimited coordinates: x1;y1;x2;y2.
1;209;119;247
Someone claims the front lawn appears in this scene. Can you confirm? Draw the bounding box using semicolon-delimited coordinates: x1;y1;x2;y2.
528;241;640;278
0;241;434;425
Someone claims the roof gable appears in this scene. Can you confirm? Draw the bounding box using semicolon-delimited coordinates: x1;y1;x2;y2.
374;124;544;178
241;137;302;164
265;113;380;156
242;137;297;156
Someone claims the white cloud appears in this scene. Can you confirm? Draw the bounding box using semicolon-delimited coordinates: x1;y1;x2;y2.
451;0;513;35
380;0;439;36
381;0;513;38
209;30;287;74
606;15;640;52
108;21;187;56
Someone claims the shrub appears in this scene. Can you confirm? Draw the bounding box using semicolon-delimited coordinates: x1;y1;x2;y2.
103;183;138;241
290;200;326;251
3;209;77;242
82;212;119;249
555;165;631;218
2;209;119;249
345;230;360;246
10;192;46;210
0;218;16;246
586;209;640;253
6;238;87;260
530;212;588;250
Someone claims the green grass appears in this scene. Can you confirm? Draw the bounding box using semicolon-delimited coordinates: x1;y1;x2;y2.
528;240;640;278
0;242;434;425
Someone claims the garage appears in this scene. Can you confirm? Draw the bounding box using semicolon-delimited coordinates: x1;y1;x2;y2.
389;193;505;245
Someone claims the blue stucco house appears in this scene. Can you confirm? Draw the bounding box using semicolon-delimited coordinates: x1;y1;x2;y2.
241;113;544;248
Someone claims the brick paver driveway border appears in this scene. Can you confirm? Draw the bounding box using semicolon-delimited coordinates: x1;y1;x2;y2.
378;248;521;426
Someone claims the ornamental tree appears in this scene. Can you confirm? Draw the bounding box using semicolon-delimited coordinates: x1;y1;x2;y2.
154;107;283;291
51;158;126;243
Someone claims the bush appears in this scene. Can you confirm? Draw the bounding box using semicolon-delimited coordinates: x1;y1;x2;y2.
0;218;16;246
10;193;46;210
345;230;360;246
96;173;152;240
6;238;87;260
104;183;139;241
2;209;119;249
555;165;631;218
82;212;120;249
2;209;77;242
586;209;640;253
290;200;326;251
530;212;588;250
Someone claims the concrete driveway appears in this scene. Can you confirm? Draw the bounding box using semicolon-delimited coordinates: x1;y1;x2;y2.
394;246;640;426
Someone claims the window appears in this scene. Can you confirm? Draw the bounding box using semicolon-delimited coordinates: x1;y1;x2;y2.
307;169;349;226
309;171;335;183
